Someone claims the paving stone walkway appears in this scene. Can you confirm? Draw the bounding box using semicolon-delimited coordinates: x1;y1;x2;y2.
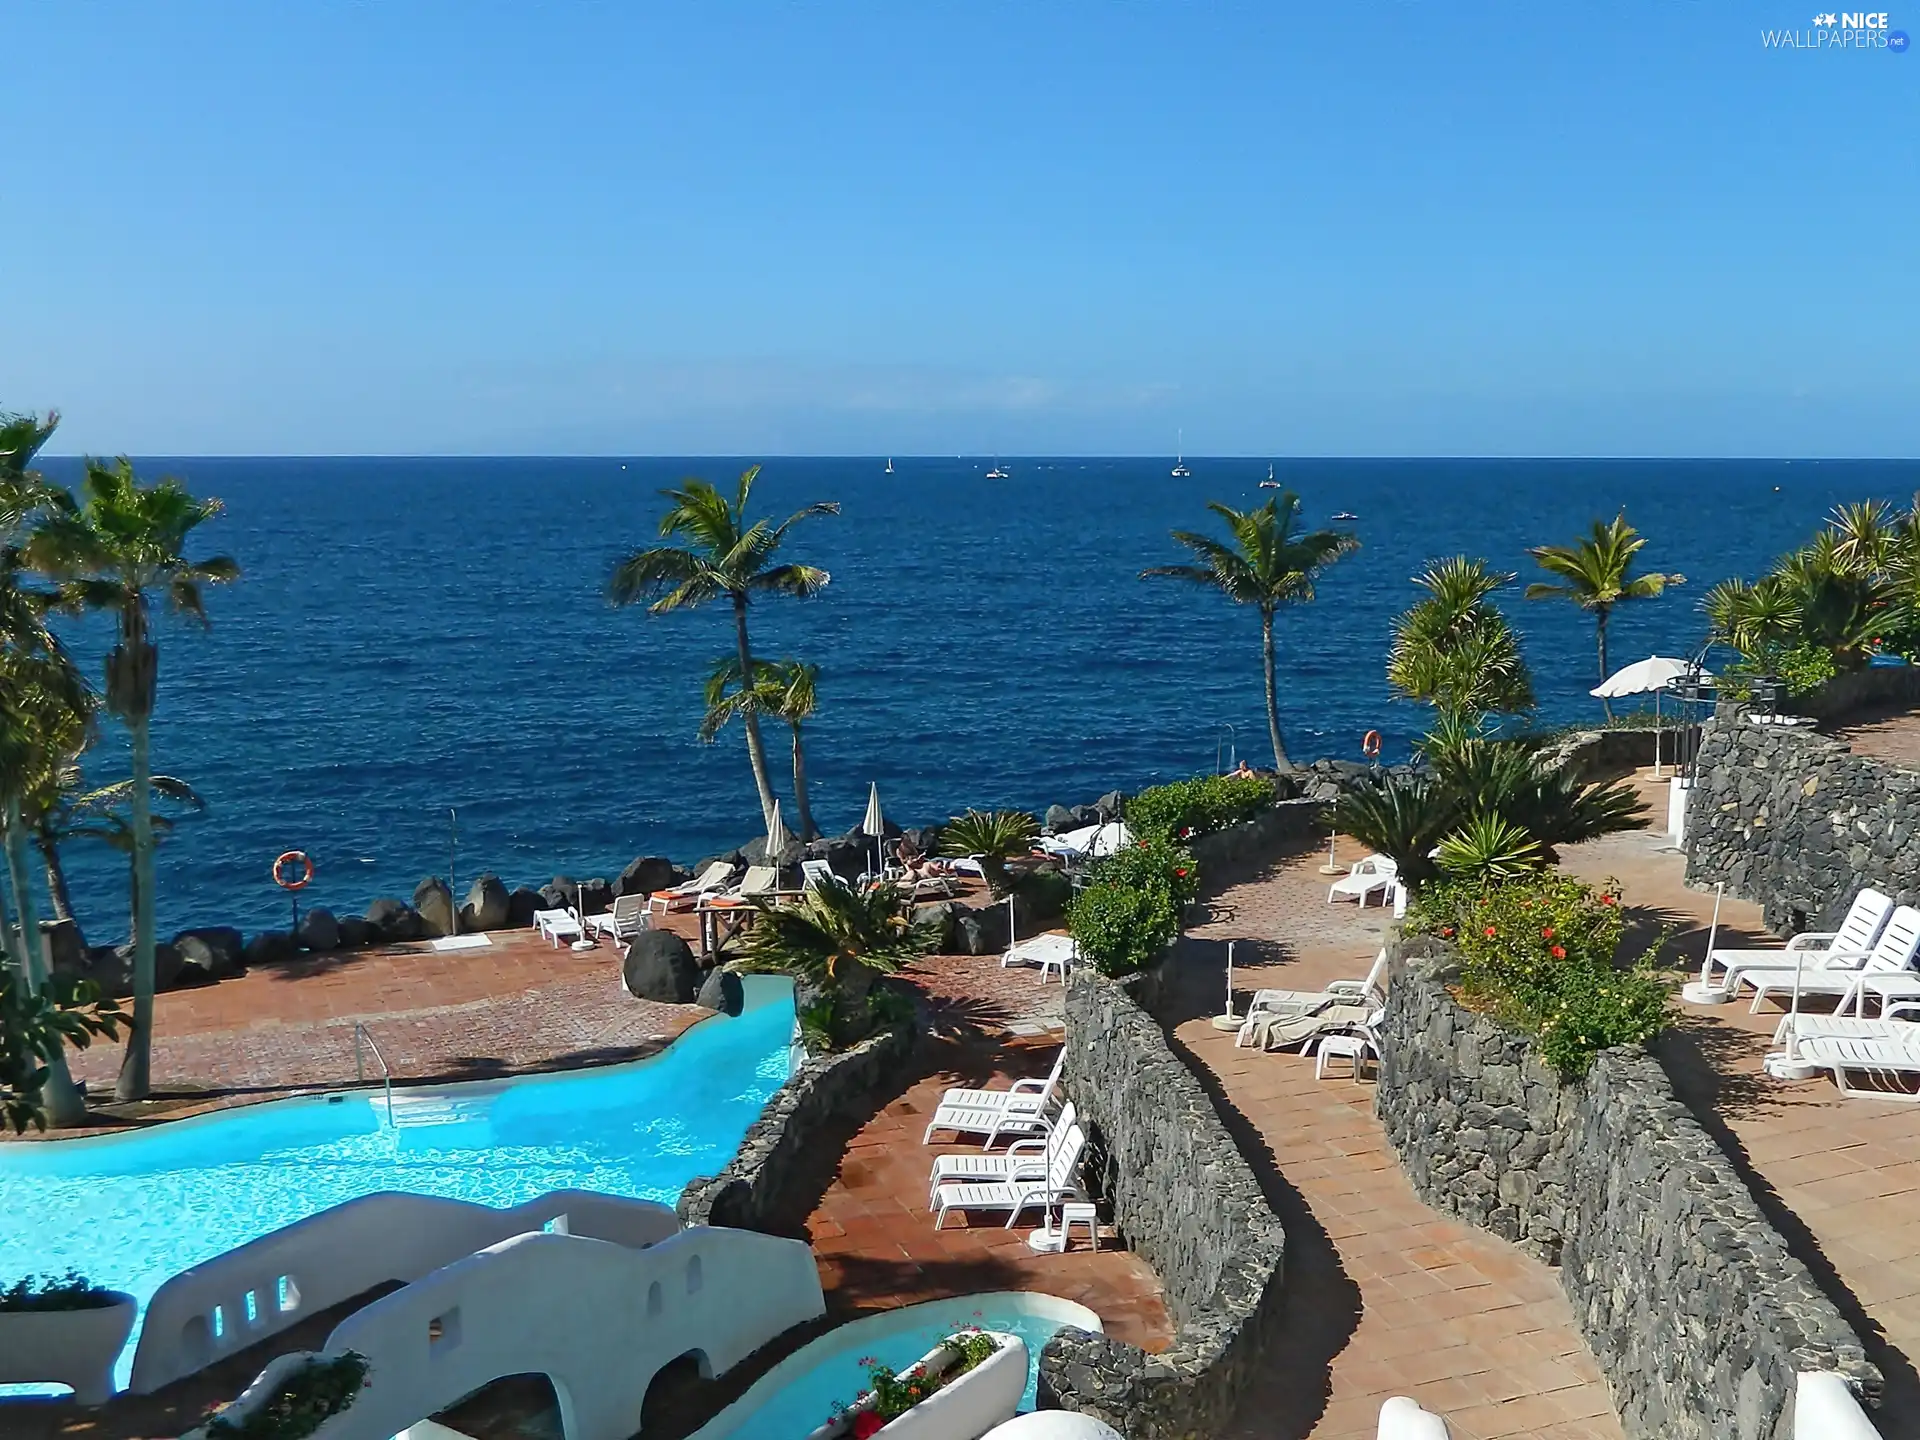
1168;842;1623;1439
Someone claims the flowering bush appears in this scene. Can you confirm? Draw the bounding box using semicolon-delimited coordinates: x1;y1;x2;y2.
204;1353;370;1440
1125;774;1276;843
1409;873;1669;1078
1068;838;1199;977
825;1329;1002;1436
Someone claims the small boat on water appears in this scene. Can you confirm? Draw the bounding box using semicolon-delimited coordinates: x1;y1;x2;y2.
986;460;1009;479
1171;429;1190;478
1332;511;1359;522
885;457;894;474
1259;462;1280;489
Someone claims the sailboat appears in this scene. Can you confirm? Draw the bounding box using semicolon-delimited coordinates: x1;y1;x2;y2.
985;457;1009;479
1170;430;1190;478
1258;462;1280;490
885;457;894;474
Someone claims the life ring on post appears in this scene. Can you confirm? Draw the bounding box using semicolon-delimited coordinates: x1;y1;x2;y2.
1361;730;1383;759
273;851;314;891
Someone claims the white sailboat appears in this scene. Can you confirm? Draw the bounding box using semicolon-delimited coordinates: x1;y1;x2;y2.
985;457;1009;479
1259;462;1280;490
885;457;894;474
1170;430;1190;478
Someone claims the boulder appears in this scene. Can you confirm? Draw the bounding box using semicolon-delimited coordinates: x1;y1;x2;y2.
910;901;960;952
295;907;340;953
691;851;744;884
615;856;679;899
538;882;572;913
1044;804;1077;833
1068;804;1103;828
506;887;543;928
43;918;90;980
336;915;376;949
952;902;1011;956
242;932;299;967
413;877;454;938
365;898;424;942
458;873;511;931
622;930;702;1004
545;876;612;915
578;878;613;916
695;967;745;1016
902;826;942;858
85;941;192;993
1095;791;1126;820
805;837;867;881
173;926;244;978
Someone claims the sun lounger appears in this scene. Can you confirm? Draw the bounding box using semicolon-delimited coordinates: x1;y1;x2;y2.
1001;932;1076;984
1773;1011;1920;1047
932;1120;1087;1229
587;893;650;947
928;1103;1078;1200
1241;1002;1381;1054
801;859;840;891
648;861;736;914
1238;951;1388;1046
1684;888;1893;1003
1328;855;1396;906
536;908;584;947
923;1051;1064;1146
1733;906;1920;1014
1788;1031;1920;1102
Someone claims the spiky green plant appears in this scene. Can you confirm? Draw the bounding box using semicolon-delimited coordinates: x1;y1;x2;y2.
1388;558;1534;723
939;809;1039;897
1435;813;1543;882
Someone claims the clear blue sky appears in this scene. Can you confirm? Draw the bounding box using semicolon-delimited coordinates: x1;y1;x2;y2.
5;3;1914;457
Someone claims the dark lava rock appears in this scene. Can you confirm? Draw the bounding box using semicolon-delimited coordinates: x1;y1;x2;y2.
242;932;299;967
459;873;511;931
174;926;244;977
1044;804;1077;832
366;898;424;942
623;930;702;1004
413;877;454;938
696;967;745;1016
295;907;340;952
42;919;89;980
506;886;543;928
578;878;613;916
615;856;679;899
1095;791;1126;820
336;915;377;949
910;901;959;951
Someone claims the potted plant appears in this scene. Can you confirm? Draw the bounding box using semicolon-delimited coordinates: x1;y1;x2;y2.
184;1349;370;1440
0;1270;138;1406
808;1329;1027;1440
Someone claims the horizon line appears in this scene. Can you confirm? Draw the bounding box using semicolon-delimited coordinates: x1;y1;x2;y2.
32;452;1920;464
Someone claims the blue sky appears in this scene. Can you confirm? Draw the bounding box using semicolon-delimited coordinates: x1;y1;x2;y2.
5;3;1914;457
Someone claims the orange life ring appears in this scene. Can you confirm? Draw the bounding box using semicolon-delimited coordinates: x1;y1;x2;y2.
1362;730;1383;758
273;851;314;891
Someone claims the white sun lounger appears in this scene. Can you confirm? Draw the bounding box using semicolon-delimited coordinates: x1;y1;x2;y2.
587;892;650;946
1789;1032;1920;1102
1773;1011;1920;1047
922;1050;1064;1146
647;861;736;914
932;1120;1087;1229
1736;906;1920;1014
928;1103;1079;1200
1238;951;1388;1046
1328;855;1396;906
1002;932;1076;983
1685;888;1893;1002
535;908;584;947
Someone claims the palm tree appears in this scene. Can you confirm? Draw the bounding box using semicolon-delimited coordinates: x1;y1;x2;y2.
57;777;205;948
700;655;824;840
27;458;238;1102
608;466;838;825
1526;513;1684;717
1388;558;1535;724
1142;493;1358;771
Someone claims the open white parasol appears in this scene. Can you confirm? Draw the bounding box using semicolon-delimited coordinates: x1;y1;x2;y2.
1591;656;1714;776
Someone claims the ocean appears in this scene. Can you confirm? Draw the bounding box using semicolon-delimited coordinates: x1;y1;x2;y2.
27;455;1920;936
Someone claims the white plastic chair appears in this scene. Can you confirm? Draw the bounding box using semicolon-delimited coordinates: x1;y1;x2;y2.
587;893;650;946
1002;932;1076;983
1738;906;1920;1013
1328;855;1397;906
929;1103;1079;1201
932;1120;1087;1229
1687;888;1894;1002
923;1050;1065;1146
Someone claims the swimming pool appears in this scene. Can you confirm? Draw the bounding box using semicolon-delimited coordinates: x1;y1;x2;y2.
692;1292;1103;1440
0;976;796;1392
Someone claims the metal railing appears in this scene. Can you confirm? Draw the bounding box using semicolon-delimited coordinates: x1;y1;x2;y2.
353;1022;395;1127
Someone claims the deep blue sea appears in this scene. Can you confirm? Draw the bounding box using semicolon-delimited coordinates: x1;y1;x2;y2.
28;455;1920;936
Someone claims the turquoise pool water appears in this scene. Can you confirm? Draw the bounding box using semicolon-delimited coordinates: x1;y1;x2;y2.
0;976;795;1392
694;1292;1103;1440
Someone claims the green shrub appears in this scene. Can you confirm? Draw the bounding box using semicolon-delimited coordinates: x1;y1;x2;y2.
1408;872;1670;1078
1125;775;1275;843
1067;838;1198;977
205;1353;370;1440
0;1270;115;1312
940;809;1039;895
1012;867;1073;923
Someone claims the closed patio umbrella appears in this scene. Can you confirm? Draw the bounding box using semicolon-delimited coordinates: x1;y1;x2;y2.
765;799;798;869
862;782;887;879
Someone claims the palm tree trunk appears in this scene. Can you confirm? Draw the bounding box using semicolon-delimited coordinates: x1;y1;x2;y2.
34;821;85;950
730;595;779;827
1596;607;1613;720
789;722;818;840
1261;610;1291;771
4;800;85;1126
116;715;156;1102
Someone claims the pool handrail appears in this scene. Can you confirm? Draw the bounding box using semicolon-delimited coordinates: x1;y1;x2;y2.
352;1022;395;1126
129;1189;680;1395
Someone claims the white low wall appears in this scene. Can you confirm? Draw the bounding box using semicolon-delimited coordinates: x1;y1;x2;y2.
1377;1396;1452;1438
1795;1372;1880;1440
132;1189;680;1394
197;1224;824;1440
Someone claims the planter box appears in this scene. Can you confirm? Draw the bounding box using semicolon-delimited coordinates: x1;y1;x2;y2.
0;1292;137;1406
808;1333;1027;1440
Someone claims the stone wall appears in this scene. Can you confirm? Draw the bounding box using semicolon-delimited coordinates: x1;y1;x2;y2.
1188;797;1327;870
1799;664;1920;723
1685;706;1920;933
1038;966;1287;1440
678;1010;918;1234
1376;941;1879;1439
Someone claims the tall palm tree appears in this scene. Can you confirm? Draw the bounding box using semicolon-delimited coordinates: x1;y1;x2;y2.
1526;513;1684;717
1141;493;1358;771
27;458;238;1101
699;655;824;840
608;466;837;825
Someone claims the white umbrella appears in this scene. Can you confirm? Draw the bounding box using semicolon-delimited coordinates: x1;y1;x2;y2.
1590;656;1715;776
765;800;797;868
1053;821;1132;858
861;783;887;879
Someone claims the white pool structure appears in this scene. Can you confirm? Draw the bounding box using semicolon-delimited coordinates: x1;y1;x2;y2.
692;1292;1103;1440
0;975;796;1395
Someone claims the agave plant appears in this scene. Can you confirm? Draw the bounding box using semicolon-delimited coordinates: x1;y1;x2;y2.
1435;813;1543;882
1430;739;1647;858
939;809;1039;897
1331;774;1457;890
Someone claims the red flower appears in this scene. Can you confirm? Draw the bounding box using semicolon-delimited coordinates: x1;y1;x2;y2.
1600;894;1616;906
1484;925;1497;937
1174;868;1190;878
1440;925;1455;938
853;1411;886;1439
1551;945;1566;959
1541;926;1554;939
